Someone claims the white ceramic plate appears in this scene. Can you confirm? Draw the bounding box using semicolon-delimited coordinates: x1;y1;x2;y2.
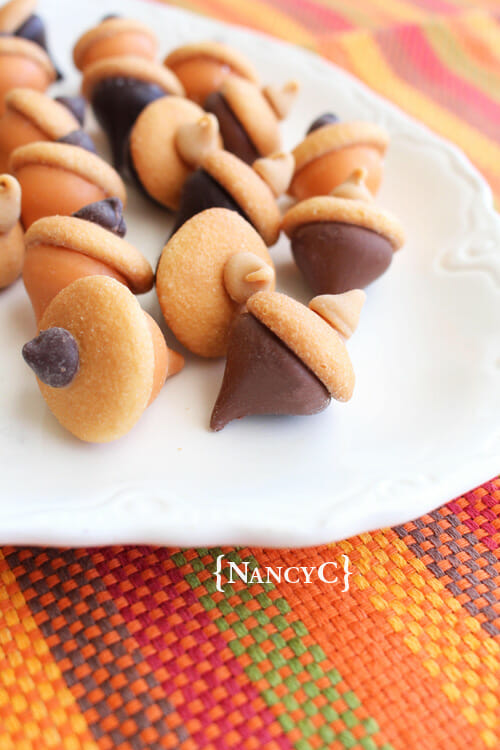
0;0;499;547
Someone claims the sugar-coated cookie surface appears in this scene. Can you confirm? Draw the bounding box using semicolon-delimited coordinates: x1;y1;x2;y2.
164;41;259;104
290;120;389;199
10;141;126;227
25;214;153;293
74;17;158;71
129;96;205;209
156;208;274;358
36;276;155;443
0;36;56;114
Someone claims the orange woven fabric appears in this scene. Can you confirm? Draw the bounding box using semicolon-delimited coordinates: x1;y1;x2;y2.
1;1;499;749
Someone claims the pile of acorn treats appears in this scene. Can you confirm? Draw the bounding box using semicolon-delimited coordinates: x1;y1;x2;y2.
0;0;406;443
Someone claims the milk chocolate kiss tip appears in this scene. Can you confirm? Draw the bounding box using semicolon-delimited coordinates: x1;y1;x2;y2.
72;197;126;237
210;313;330;431
23;327;80;388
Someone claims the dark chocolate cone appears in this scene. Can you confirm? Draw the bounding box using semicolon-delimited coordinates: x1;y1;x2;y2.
204;91;259;165
171;168;250;237
210;313;330;431
90;77;167;172
15;14;63;80
291;221;393;295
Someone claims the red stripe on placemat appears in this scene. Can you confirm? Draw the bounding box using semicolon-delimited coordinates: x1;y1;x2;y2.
92;546;291;750
377;22;500;139
5;547;188;750
449;479;500;550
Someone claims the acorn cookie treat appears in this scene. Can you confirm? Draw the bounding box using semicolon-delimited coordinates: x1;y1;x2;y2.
82;56;185;171
164;41;259;105
290;118;389;200
9;140;126;228
156;208;275;358
0;88;84;172
128;96;220;210
172;115;293;245
0;0;61;79
73;15;158;71
22;275;184;443
210;289;365;430
204;75;298;165
0;36;56;114
23;197;154;322
282;169;405;295
0;173;24;288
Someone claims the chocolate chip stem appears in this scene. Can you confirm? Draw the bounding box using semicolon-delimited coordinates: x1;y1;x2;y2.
57;129;97;153
55;95;86;126
72;197;126;237
23;327;80;388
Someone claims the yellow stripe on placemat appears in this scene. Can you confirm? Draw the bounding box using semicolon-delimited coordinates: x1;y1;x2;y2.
338;531;500;749
197;0;317;46
456;9;500;64
0;552;98;750
424;18;500;102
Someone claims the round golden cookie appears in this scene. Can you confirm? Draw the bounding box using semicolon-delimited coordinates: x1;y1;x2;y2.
0;35;56;78
129;96;206;210
0;0;36;33
282;196;405;250
9;141;127;204
156;208;274;357
164;41;258;85
4;88;80;140
25;215;154;293
220;75;280;158
81;55;185;100
37;276;155;443
247;291;355;402
202;149;282;246
293;121;389;174
73;17;158;71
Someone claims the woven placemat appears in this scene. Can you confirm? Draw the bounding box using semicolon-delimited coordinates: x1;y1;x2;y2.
1;0;499;747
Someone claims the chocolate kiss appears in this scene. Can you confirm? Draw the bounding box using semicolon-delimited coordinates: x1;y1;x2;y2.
171;168;251;237
210;313;330;431
55;96;86;127
23;327;80;388
307;112;338;135
291;221;393;295
72;198;126;237
204;91;259;165
91;77;167;172
15;14;63;80
57;129;97;153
